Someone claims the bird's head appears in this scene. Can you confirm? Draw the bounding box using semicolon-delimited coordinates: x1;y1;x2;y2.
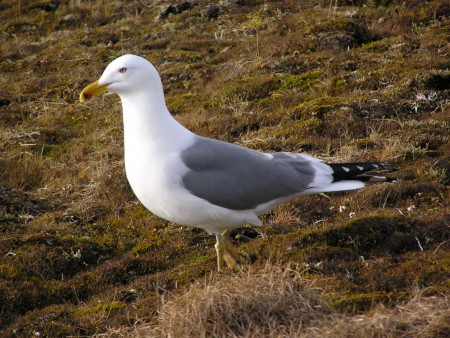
80;54;161;102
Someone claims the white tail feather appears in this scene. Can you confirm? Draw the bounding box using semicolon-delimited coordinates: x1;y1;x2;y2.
300;180;365;195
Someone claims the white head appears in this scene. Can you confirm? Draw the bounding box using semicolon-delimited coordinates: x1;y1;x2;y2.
80;54;163;102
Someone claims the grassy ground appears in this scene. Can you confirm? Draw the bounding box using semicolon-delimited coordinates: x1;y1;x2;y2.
0;0;448;336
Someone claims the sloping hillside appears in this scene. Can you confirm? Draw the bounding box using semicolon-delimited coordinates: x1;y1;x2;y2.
0;0;448;336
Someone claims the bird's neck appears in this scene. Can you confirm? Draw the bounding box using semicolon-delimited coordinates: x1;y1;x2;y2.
120;91;194;154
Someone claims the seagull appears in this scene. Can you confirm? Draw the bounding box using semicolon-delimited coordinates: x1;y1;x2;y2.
80;54;389;271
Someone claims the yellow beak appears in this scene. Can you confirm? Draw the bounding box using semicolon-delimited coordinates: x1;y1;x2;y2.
79;80;110;102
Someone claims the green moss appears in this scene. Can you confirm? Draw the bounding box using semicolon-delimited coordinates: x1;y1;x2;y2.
91;300;126;314
280;70;323;90
241;12;268;30
270;118;323;138
361;40;390;53
130;236;163;255
0;264;19;279
167;92;203;115
292;96;350;119
331;291;408;313
186;254;214;266
423;24;450;46
218;76;281;103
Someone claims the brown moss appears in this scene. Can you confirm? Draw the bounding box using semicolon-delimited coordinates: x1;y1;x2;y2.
296;214;449;257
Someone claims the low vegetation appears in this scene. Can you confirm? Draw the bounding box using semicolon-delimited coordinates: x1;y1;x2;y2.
0;0;448;336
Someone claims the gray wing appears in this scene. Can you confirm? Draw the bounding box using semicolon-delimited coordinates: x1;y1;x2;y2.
180;137;316;210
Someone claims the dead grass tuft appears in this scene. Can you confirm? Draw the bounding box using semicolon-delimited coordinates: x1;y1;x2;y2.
139;265;331;337
134;265;448;337
319;292;449;337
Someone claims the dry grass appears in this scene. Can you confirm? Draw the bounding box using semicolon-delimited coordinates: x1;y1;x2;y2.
122;264;448;337
320;293;449;337
138;265;332;337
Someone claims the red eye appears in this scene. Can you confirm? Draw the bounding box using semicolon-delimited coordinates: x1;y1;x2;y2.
119;67;127;73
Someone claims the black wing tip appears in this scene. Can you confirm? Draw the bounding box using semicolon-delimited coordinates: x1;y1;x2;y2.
328;161;394;183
